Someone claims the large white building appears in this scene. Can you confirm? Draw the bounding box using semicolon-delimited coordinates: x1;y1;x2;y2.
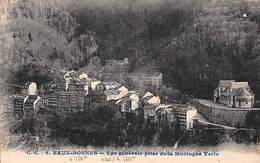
142;91;161;106
105;86;129;101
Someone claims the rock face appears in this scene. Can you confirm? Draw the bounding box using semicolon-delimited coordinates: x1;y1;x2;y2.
0;0;97;88
88;56;102;66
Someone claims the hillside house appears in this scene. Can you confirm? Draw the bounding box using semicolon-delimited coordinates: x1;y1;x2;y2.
105;86;128;101
115;91;140;112
155;104;197;130
172;105;197;130
85;84;107;110
116;97;132;112
214;80;255;108
143;105;157;122
128;91;139;110
142;91;153;99
102;81;121;90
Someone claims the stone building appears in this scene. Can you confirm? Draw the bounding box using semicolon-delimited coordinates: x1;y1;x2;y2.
46;93;58;110
143;105;157;123
13;95;24;121
102;81;121;90
155;104;197;130
104;86;128;101
115;97;132;112
214;80;255;108
84;83;107;110
43;91;85;112
142;92;161;106
23;95;41;120
172;105;197;130
115;91;140;112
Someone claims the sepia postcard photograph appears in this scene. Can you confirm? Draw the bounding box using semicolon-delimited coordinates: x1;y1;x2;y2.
0;0;260;163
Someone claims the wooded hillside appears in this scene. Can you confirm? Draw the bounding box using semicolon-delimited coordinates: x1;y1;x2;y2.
1;0;260;99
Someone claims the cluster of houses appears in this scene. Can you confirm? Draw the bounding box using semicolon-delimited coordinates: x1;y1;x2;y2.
7;68;257;134
7;70;198;131
78;57;163;93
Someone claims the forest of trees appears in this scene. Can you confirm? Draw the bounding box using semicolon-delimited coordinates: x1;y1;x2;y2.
1;0;260;100
71;0;260;99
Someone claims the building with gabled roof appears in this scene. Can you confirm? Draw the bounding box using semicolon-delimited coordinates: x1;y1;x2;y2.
142;91;153;99
102;81;121;90
104;86;129;101
23;95;41;120
172;105;197;130
84;89;107;110
214;80;255;108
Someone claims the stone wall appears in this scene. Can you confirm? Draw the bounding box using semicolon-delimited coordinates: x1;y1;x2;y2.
195;100;260;127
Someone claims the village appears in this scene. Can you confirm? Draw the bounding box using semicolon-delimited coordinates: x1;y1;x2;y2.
3;58;260;147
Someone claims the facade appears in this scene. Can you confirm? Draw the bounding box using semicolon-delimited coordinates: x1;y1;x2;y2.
105;86;128;101
164;110;176;130
102;81;121;90
56;91;85;112
116;97;132;112
104;90;121;101
143;105;157;122
58;91;77;112
47;93;58;109
172;105;197;130
13;95;24;121
155;104;197;130
214;80;255;108
84;90;107;110
128;92;139;110
155;104;175;129
115;91;140;112
44;91;85;112
23;95;41;120
41;96;48;107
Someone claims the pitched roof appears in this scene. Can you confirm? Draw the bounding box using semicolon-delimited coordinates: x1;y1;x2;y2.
218;80;249;90
125;91;139;99
233;87;253;96
118;86;128;92
147;96;160;104
230;82;249;89
116;97;131;105
218;80;235;87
